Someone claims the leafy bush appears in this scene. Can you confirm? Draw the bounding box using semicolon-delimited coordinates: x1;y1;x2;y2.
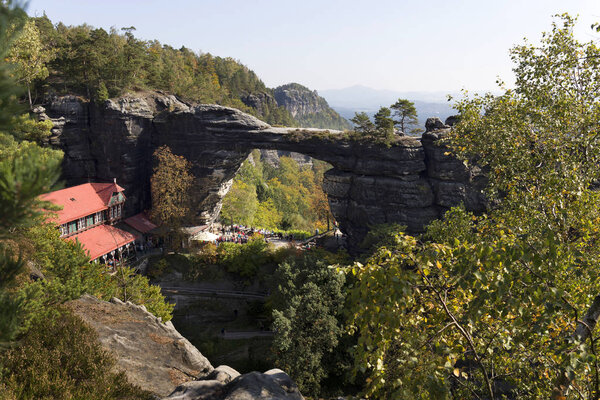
0;309;153;400
359;223;406;253
217;238;271;278
270;253;349;397
147;257;168;279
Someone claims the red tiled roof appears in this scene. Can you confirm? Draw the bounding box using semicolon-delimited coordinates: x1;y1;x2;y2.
40;182;125;225
68;224;137;261
91;182;125;205
124;213;157;234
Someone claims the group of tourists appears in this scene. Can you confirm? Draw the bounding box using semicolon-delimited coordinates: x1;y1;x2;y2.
215;224;272;245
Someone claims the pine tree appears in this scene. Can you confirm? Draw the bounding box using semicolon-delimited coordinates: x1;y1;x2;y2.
390;98;419;134
373;106;394;138
350;112;375;136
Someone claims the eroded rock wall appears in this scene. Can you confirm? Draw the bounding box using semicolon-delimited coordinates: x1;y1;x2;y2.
42;92;484;249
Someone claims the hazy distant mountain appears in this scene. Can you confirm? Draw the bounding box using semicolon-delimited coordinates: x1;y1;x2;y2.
319;85;457;130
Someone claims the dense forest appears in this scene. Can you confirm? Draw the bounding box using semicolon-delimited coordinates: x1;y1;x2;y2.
221;150;332;233
12;15;351;130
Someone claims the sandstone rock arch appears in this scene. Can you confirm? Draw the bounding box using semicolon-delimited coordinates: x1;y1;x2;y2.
42;92;486;248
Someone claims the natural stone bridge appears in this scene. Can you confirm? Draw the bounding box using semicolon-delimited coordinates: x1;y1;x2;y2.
41;92;486;249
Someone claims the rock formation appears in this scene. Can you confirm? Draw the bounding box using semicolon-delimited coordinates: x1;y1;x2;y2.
165;366;303;400
273;83;352;130
40;92;485;249
67;295;304;399
257;149;313;168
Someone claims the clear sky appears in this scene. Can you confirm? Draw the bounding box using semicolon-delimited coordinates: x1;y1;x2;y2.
27;0;600;93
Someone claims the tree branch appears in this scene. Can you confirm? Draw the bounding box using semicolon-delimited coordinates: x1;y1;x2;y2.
552;293;600;399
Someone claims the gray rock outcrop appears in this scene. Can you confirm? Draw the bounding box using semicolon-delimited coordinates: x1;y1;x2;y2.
164;367;304;400
43;92;485;249
67;295;304;399
67;294;213;397
273;83;352;130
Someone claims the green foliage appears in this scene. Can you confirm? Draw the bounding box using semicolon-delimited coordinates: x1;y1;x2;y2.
96;81;109;102
0;137;61;240
0;7;62;341
373;106;395;141
270;253;348;397
150;145;193;250
424;205;477;245
0;2;26;131
351;109;396;146
390;98;419;134
359;223;406;253
24;15;296;125
3;113;53;143
221;180;258;226
19;223;174;325
346;15;600;399
222;152;333;232
7;18;53;107
0;308;153;399
350;112;375;135
217;237;270;278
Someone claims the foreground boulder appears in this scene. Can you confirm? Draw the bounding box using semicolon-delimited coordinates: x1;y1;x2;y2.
68;295;214;396
164;366;304;400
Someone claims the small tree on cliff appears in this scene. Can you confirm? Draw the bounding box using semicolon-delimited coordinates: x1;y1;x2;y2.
390;98;419;134
150;145;193;250
373;106;395;141
350;112;375;136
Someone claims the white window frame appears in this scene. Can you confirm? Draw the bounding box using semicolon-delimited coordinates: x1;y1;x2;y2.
77;217;85;231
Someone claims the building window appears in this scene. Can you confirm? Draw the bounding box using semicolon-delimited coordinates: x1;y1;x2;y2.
95;211;103;224
87;215;94;227
68;221;77;234
59;224;68;236
77;218;85;231
117;204;122;218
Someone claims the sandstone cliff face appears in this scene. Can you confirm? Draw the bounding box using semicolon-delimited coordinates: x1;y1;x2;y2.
67;295;213;397
258;149;313;168
41;92;484;250
273;83;352;130
67;295;304;399
240;92;279;117
273;83;327;118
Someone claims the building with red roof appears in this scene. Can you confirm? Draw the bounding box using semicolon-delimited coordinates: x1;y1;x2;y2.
124;213;158;234
67;225;138;261
41;180;138;263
